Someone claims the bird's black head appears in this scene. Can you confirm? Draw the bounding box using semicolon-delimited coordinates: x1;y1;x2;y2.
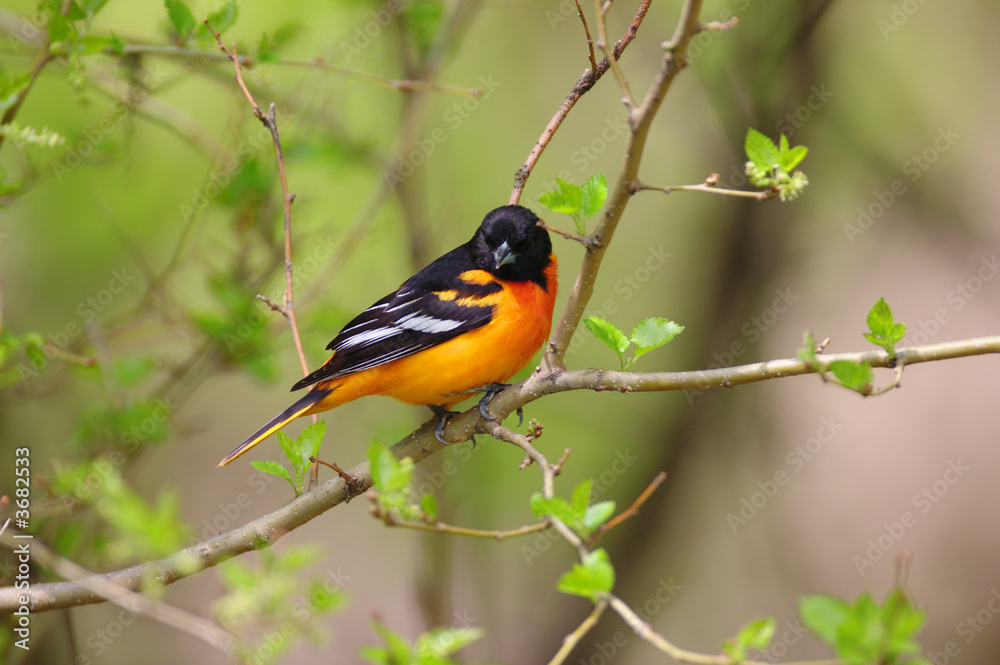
471;205;553;286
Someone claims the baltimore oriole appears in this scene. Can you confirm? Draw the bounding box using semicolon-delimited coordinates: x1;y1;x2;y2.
219;205;557;466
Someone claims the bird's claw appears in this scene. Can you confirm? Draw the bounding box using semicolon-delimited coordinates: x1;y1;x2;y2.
474;382;516;423
429;405;477;447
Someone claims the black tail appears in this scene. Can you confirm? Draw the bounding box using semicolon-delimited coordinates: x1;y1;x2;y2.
218;388;332;467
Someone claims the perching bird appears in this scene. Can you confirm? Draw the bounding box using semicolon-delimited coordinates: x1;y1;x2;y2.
219;205;557;466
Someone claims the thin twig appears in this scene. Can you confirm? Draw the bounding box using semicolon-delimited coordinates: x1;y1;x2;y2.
509;0;653;204
574;0;599;73
546;600;609;665
587;471;666;547
310;456;357;487
539;222;596;247
868;357;905;396
373;510;551;541
206;21;310;378
633;179;777;200
594;0;637;110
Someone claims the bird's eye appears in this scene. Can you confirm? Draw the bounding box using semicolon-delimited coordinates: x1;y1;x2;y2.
520;237;535;252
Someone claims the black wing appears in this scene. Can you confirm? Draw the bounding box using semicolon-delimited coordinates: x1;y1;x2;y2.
291;248;499;391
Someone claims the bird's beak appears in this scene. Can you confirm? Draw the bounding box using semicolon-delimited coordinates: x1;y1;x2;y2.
493;241;516;270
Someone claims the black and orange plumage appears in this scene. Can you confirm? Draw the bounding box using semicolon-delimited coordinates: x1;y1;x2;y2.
219;205;557;466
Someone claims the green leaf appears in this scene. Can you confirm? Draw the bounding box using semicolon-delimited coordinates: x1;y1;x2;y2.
723;616;777;661
800;594;851;644
866;298;894;336
881;589;927;656
837;594;885;665
276;431;298;468
744;127;780;172
368;441;411;493
164;0;197;40
830;360;874;394
556;548;615;601
48;13;74;44
307;577;346;613
570;479;592;520
250;460;291;482
864;297;906;354
584;317;629;357
529;494;575;527
198;0;239;40
582;501;616;534
369;620;413;665
798;330;819;365
580;173;608;219
217;558;256;590
630;318;684;357
737;617;776;650
78;35;119;55
0;72;32;115
113;356;155;387
298;420;326;466
80;0;109;18
780;144;809;172
420;494;438;520
537;178;583;217
358;646;393;665
416;626;484;660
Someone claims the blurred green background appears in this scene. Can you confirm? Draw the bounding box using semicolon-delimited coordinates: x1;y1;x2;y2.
2;0;1000;663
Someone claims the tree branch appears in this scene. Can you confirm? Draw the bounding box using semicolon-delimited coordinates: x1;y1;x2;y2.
6;334;995;613
542;0;705;370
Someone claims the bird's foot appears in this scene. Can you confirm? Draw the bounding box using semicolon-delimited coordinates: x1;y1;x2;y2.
428;405;477;446
468;383;523;426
